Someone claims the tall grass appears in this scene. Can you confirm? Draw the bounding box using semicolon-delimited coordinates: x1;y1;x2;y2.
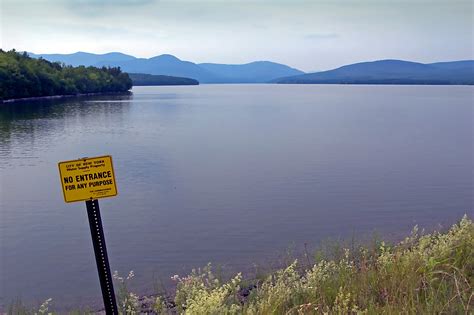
7;216;473;314
156;215;473;314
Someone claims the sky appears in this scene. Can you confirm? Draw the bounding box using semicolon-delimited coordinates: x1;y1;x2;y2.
1;0;473;72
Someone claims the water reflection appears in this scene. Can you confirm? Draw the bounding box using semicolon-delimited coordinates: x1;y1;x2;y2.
0;93;132;120
0;94;133;169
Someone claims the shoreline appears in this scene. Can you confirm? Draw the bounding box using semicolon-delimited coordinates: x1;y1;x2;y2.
4;216;471;314
106;216;474;314
2;84;471;106
1;91;132;104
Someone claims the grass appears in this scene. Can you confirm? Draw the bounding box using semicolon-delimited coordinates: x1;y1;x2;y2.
6;216;473;314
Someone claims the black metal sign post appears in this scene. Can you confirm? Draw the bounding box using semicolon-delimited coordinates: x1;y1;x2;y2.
85;199;118;315
58;156;119;314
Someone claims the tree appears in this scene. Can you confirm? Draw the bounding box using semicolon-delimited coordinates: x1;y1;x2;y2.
0;50;132;100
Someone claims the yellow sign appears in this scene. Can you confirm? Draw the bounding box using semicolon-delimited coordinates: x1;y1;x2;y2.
58;155;118;203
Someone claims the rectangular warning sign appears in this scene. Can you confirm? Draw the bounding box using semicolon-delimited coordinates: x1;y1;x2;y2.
58;155;118;203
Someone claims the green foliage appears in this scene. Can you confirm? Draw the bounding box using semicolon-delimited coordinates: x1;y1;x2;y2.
6;216;473;314
170;263;242;314
112;270;140;314
0;49;132;100
168;216;473;314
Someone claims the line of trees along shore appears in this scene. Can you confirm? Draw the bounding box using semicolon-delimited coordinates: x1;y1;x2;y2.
0;50;132;101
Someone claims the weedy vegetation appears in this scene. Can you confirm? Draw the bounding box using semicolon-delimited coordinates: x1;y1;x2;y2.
6;216;473;314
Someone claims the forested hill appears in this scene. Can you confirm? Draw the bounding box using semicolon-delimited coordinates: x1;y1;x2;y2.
128;73;199;86
275;59;474;85
0;50;132;101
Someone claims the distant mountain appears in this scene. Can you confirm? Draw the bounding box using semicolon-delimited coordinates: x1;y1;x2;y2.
274;60;474;85
128;73;199;86
28;51;136;67
95;54;220;83
28;52;304;83
199;61;303;83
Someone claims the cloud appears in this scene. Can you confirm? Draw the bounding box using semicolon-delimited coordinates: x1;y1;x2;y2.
71;0;156;6
304;33;339;40
3;0;472;71
66;0;157;15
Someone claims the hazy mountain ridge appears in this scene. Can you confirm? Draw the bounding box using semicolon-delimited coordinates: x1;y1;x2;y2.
275;59;474;85
94;55;218;82
199;61;303;83
28;52;304;83
28;53;473;85
28;51;136;67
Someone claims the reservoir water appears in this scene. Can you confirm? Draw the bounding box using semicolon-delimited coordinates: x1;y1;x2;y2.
0;85;472;309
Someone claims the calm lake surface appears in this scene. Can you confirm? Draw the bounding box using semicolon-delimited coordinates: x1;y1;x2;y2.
0;85;472;309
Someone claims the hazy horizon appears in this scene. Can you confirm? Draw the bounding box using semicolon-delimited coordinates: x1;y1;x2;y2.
2;0;473;72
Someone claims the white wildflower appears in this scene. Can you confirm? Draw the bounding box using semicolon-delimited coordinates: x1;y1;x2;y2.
112;270;124;282
127;270;135;280
171;274;180;281
36;298;52;315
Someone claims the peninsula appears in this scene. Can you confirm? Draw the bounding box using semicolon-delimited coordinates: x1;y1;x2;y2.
0;50;132;101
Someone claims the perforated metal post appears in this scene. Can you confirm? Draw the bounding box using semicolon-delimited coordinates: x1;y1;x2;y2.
86;199;118;315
